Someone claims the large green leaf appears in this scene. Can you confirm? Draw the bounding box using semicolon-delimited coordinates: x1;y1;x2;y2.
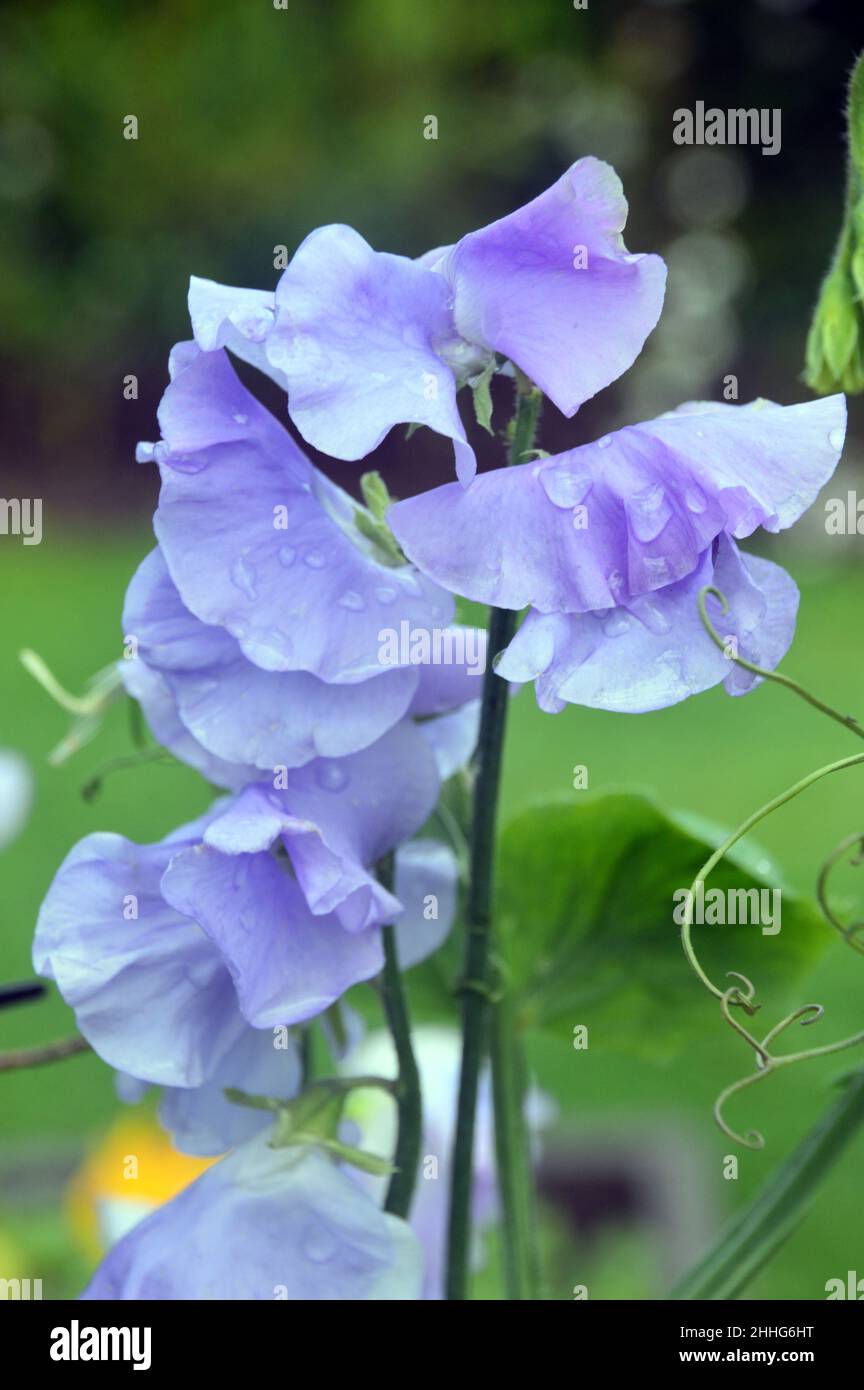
497;791;829;1055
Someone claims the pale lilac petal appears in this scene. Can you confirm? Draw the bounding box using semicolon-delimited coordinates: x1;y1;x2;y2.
443;158;666;414
496;536;799;713
268;225;476;482
33;826;246;1087
390;395;845;613
187;275;282;386
393;840;459;969
418;700;480;779
161;844;384;1026
159;1025;303;1157
151;345;454;681
81;1138;424;1301
124;549;419;769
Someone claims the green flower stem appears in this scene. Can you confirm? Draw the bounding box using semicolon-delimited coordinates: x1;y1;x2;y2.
445;381;541;1302
377;854;422;1219
671;1070;864;1299
490;992;540;1298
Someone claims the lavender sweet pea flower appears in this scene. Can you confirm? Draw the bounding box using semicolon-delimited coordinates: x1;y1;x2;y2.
81;1133;424;1300
189;158;666;484
390;395;846;613
34;734;458;1146
496;535;798;714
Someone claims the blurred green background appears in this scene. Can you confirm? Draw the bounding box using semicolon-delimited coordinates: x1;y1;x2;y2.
1;0;863;1299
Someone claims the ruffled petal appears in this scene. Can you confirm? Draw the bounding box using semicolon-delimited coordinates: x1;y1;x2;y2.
496;535;799;713
149;345;454;680
443;157;666;415
390;395;845;613
187;275;283;386
268;225;476;483
160;845;384;1026
201;721;440;931
81;1137;424;1300
33;825;246;1087
124;548;419;769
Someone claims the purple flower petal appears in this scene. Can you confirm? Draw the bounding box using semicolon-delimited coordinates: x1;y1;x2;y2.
124;548;419;769
150;345;454;680
390;395;845;613
81;1137;424;1300
443;157;666;415
187;275;281;385
161;845;384;1025
268;225;477;483
33;824;247;1087
393;840;459;969
496;535;799;713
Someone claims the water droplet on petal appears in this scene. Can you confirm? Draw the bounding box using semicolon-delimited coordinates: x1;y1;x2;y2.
627;483;672;543
684;486;707;514
135;441;156;463
230;556;259;601
602;612;630;638
539;467;592;509
630;595;672;635
303;549;327;570
338;590;366;611
277;545;296;568
607;569;626;600
232;412;249;426
315;762;349;792
828;426;845;451
375;586;397;606
596;434;613;450
302;1223;338;1265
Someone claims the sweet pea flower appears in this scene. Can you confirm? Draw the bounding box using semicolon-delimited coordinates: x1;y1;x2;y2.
187;157;666;483
81;1133;424;1300
33;726;459;1154
390;395;846;713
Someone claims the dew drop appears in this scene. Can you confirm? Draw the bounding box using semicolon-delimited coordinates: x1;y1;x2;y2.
230;556;259;601
627;483;672;543
630;595;672;635
302;1224;338;1265
375;585;397;606
828;426;845;451
232;412;249;426
539;467;592;509
338;590;366;611
602;612;630;638
277;545;296;568
684;486;707;514
135;441;156;463
303;549;327;570
315;762;349;792
596;434;613;450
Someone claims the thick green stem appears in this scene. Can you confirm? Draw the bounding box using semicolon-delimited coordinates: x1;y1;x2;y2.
379;913;422;1219
445;382;541;1301
671;1070;864;1299
490;994;540;1298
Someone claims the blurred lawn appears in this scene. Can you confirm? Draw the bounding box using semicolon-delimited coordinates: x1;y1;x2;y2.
1;531;863;1299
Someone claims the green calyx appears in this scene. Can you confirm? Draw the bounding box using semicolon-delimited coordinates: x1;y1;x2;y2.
225;1076;396;1177
353;471;405;568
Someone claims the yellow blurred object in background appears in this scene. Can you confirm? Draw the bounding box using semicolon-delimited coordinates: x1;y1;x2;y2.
67;1117;217;1260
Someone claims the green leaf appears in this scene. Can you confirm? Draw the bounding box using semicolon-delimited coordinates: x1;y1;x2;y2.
496;792;829;1056
470;360;496;435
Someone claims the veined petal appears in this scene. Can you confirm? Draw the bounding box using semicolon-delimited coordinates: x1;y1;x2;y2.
390;395;845;613
496;536;799;714
444;157;666;415
268;224;476;482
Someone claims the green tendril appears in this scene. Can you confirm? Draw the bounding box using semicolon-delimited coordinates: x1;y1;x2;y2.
816;832;864;955
679;752;864;1147
698;585;864;743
